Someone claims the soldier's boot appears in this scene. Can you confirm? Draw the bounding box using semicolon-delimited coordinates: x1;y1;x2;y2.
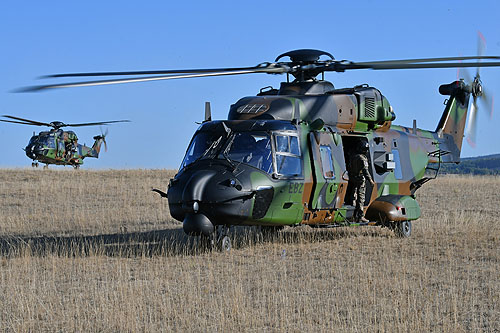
359;216;370;223
353;209;363;222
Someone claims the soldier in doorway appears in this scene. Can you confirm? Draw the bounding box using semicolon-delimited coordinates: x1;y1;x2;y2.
348;141;375;222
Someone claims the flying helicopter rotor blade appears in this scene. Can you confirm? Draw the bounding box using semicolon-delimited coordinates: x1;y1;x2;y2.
18;66;288;92
102;135;108;152
97;126;109;152
1;115;52;127
65;120;130;127
0;119;43;126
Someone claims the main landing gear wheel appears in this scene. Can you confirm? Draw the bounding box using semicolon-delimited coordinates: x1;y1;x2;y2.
394;220;412;238
219;235;232;252
43;164;49;170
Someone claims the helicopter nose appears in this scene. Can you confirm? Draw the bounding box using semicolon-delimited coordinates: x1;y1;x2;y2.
25;144;39;159
181;170;217;203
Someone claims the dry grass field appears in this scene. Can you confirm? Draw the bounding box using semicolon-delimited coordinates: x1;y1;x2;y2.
0;169;498;332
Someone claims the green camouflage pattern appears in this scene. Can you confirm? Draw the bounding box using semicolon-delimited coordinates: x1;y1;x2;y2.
25;129;106;168
224;79;472;227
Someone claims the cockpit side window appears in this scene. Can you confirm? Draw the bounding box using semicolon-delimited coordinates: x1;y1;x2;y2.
273;133;302;177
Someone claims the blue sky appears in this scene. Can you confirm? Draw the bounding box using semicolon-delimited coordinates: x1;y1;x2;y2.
1;0;499;169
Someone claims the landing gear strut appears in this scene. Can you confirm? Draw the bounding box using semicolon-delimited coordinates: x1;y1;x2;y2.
199;225;232;251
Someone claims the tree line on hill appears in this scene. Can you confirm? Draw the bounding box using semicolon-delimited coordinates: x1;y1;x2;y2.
438;154;500;175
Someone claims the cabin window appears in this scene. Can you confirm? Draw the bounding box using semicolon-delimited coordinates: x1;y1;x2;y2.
273;133;302;177
319;145;335;179
393;149;403;179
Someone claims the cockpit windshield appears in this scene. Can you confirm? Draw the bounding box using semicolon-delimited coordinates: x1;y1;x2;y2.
220;132;273;174
37;135;56;148
180;131;224;169
180;130;273;174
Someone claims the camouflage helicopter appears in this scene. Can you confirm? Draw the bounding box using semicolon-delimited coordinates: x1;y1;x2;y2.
0;115;130;169
20;47;500;250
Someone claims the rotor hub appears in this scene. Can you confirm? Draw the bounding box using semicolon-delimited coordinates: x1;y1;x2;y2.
275;49;334;63
49;121;66;129
472;77;483;97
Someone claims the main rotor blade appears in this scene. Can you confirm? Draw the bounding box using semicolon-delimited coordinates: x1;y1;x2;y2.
340;61;500;71
65;120;130;127
1;115;52;127
42;64;274;78
0;119;45;126
354;55;500;66
18;67;287;92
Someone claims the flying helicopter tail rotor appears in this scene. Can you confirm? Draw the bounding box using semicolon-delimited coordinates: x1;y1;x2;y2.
99;126;109;152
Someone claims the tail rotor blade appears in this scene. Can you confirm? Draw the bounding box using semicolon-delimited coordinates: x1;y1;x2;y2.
490;95;494;120
466;97;478;147
100;126;109;152
476;31;487;78
458;67;472;83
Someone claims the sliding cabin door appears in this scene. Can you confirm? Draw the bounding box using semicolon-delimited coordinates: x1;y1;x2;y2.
309;131;348;210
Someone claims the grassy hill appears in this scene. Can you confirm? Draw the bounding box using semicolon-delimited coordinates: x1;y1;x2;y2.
440;153;500;175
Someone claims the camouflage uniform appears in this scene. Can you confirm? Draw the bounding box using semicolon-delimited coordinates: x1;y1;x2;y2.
349;153;373;221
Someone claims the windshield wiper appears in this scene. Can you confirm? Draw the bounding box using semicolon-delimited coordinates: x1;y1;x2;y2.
200;135;223;159
221;133;237;169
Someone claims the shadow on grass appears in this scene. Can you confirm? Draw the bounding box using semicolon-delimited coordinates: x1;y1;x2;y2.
0;225;391;258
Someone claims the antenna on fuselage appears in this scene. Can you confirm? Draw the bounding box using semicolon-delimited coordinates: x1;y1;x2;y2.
204;102;212;122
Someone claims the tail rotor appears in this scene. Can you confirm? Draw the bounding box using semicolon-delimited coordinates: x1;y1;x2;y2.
460;31;495;147
100;126;109;152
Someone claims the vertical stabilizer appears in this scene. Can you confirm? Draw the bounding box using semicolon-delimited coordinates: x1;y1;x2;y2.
435;81;471;163
85;136;105;158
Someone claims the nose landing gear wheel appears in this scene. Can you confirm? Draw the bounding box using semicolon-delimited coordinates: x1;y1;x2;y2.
394;220;412;238
219;235;232;251
216;225;232;252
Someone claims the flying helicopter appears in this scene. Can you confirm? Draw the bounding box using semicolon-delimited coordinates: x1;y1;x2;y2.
0;115;130;169
19;46;500;250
